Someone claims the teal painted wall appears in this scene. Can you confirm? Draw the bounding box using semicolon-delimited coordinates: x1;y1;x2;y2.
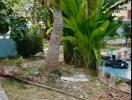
0;39;17;58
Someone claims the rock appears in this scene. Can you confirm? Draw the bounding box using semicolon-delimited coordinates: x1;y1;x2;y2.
61;74;88;82
35;52;45;57
118;83;131;93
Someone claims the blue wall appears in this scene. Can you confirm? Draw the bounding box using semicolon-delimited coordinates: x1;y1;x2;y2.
0;39;17;58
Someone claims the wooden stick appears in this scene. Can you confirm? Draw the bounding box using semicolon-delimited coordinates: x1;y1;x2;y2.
1;74;85;100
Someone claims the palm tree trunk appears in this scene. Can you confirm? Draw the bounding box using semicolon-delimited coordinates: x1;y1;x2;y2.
46;0;63;73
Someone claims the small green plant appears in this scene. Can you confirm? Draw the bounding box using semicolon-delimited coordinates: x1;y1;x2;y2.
115;79;123;86
61;0;122;70
54;67;63;78
15;57;24;67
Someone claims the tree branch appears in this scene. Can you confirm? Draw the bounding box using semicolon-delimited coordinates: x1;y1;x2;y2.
0;74;85;100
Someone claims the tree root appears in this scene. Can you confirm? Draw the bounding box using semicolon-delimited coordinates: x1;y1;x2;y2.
0;74;85;100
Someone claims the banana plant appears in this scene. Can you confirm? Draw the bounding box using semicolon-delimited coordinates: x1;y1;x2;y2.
61;0;122;70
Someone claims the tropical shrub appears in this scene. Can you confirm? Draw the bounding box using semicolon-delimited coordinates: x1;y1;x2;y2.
31;0;53;40
61;0;122;70
0;1;43;57
0;0;13;34
63;28;84;67
17;25;43;57
11;17;43;57
10;17;28;41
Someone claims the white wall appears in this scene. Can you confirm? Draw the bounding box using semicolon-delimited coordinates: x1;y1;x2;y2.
113;1;131;21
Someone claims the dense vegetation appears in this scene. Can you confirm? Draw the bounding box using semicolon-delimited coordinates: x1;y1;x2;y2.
10;17;43;57
61;0;122;70
0;0;43;57
0;0;131;70
0;0;13;34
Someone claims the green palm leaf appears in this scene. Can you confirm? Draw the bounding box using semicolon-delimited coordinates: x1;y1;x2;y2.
90;20;110;38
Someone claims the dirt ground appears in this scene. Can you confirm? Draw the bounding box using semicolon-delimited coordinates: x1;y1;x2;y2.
0;62;131;100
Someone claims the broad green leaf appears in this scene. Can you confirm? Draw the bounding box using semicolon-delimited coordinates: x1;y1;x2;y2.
91;20;110;38
88;0;100;18
63;17;77;32
62;36;77;45
107;20;122;35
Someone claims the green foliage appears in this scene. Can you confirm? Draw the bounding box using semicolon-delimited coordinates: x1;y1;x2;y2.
46;27;53;35
11;18;43;57
61;0;122;69
14;57;24;65
0;0;13;34
115;79;123;86
19;25;43;57
0;1;44;57
54;67;63;77
31;1;53;40
1;79;26;89
122;23;131;38
6;0;51;35
62;36;77;45
10;17;28;41
31;5;49;23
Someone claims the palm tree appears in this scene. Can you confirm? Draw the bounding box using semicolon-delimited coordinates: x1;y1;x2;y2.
45;0;63;73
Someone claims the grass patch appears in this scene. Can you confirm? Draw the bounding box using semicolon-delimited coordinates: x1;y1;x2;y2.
0;79;26;89
0;56;45;66
115;79;123;86
0;59;16;65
